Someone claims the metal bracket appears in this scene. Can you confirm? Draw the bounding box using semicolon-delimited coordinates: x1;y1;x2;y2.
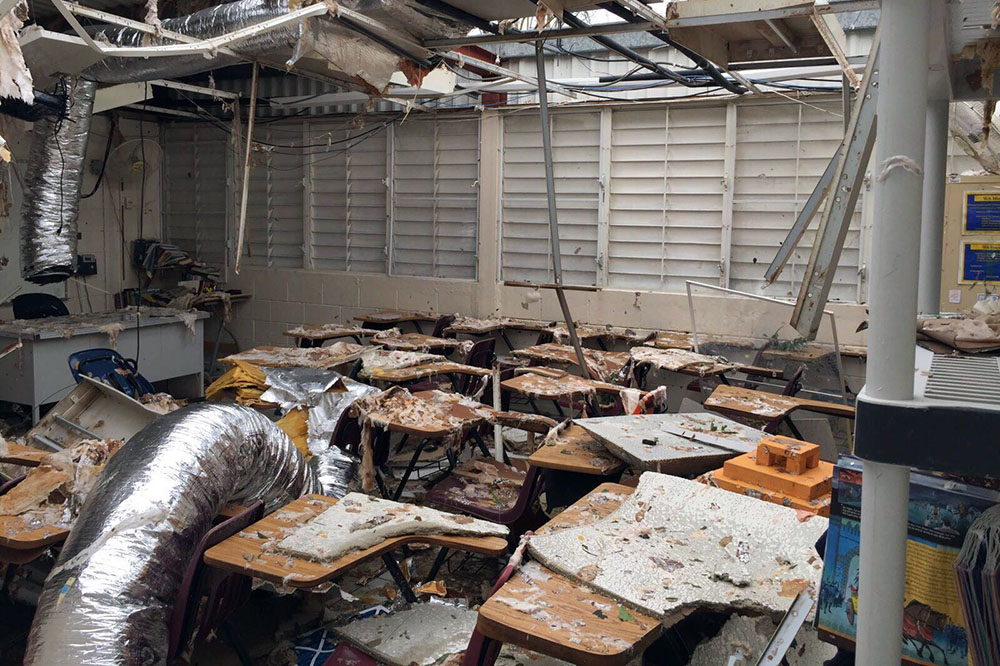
754;591;815;665
789;29;880;339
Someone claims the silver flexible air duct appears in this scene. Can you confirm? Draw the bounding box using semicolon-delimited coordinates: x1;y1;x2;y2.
82;0;303;84
82;0;470;87
19;75;95;284
24;403;319;666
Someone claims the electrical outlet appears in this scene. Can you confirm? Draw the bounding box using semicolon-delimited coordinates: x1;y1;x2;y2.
76;254;98;276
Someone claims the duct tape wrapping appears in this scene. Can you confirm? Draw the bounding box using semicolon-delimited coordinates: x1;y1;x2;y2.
19;76;95;284
308;446;360;498
23;403;318;666
259;367;379;454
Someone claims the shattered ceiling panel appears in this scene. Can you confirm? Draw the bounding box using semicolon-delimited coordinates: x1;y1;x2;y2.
527;473;829;623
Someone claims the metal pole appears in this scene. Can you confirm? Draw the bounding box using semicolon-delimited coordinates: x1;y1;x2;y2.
857;1;930;664
234;62;258;275
534;41;593;381
917;99;949;315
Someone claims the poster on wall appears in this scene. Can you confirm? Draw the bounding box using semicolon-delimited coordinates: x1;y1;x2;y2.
960;241;1000;283
817;456;1000;665
963;192;1000;233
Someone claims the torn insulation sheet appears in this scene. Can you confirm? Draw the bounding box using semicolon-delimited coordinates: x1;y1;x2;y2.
0;5;33;104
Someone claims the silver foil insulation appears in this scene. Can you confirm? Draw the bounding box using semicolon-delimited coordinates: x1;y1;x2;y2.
83;0;304;84
19;76;95;284
23;403;318;666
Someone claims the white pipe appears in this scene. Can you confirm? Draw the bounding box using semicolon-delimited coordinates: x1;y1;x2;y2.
917;99;949;315
856;0;931;664
234;62;259;275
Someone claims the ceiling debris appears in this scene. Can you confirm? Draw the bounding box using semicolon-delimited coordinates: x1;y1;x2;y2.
527;472;828;622
0;2;33;105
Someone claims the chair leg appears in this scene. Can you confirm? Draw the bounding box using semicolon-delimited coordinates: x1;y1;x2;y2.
220;620;255;666
382;553;418;602
426;547;450;581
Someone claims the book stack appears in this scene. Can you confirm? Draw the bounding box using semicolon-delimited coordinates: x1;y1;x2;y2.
954;503;1000;665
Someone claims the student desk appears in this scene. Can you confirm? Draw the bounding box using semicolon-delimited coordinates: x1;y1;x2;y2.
512;343;629;378
372;333;464;354
204;493;507;601
353;310;436;333
476;483;663;665
526;424;624;476
0;308;207;422
704;384;855;440
285;324;378;347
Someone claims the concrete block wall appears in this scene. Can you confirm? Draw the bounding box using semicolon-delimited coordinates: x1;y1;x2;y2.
225;268;481;349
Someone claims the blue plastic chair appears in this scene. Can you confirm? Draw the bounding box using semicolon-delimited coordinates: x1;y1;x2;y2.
67;348;156;398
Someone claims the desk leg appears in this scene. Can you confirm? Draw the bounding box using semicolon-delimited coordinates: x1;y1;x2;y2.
596;337;608;351
412;320;424;334
393;438;430;500
381;553;418;602
782;415;806;441
426;547;451;581
298;338;323;349
500;331;516;353
208;317;225;376
469;429;490;458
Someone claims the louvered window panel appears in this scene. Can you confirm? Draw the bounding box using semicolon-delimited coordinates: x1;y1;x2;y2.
730;100;860;302
607;105;727;291
162;123;230;269
306;118;388;273
391;116;479;279
244;123;304;268
501;110;601;286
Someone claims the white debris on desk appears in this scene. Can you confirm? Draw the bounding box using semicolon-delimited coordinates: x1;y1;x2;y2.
275;492;508;562
527;473;828;623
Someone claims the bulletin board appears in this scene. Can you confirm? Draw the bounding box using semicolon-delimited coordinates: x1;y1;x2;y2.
940;176;1000;311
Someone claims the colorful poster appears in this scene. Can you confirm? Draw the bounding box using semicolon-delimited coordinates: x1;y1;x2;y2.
817;457;1000;665
964;192;1000;233
961;242;1000;283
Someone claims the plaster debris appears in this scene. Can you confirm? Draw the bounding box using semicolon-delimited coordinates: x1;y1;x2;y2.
527;473;828;622
275;492;508;561
630;347;733;375
138;392;187;414
222;342;367;370
687;614;836;666
98;322;126;349
333;603;476;666
361;348;442;373
0;4;34;105
0;439;124;528
576;413;764;474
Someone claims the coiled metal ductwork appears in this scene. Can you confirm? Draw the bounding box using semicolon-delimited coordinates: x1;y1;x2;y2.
23;403;319;666
82;0;304;84
19;75;96;284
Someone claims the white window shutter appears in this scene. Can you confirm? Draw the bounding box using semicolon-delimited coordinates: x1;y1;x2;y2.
308;118;388;273
501;110;601;286
244;123;304;268
730;100;859;302
607;105;728;291
163;123;229;268
391;116;479;279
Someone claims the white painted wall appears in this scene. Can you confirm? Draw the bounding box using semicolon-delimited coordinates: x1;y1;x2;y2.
0;113;161;317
